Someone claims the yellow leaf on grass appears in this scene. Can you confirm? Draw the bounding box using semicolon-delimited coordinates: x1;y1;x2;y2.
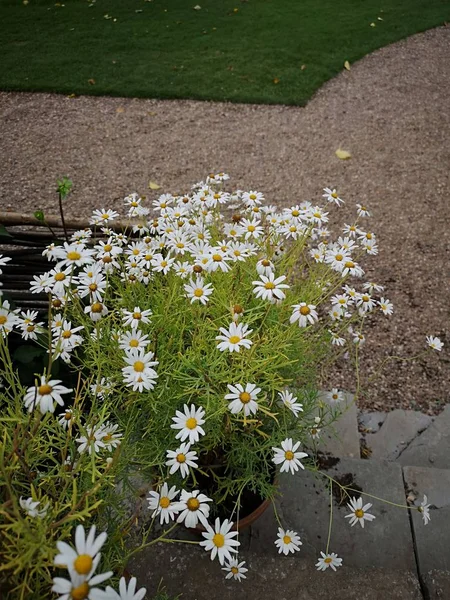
344;60;351;71
273;78;280;84
300;64;307;70
116;107;124;113
335;148;352;160
149;181;161;190
88;78;96;85
370;22;376;27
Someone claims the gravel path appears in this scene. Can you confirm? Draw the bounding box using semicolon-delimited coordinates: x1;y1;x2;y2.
1;27;449;413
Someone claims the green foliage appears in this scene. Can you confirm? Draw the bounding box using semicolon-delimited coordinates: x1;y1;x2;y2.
0;0;448;104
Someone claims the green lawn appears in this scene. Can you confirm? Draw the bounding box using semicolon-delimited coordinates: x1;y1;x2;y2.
0;0;449;105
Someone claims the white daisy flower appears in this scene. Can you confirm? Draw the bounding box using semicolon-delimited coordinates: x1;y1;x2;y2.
23;376;72;414
184;277;213;305
175;489;212;528
225;383;260;416
256;258;274;277
18;309;45;341
323;187;344;206
242;191;264;206
216;322;253;353
151;254;175;275
272;438;308;474
170;404;206;444
378;297;394;316
200;518;240;565
0;300;20;336
308;206;329;226
122;349;159;392
54;524;108;576
344;496;376;528
342;223;358;238
238;218;264;240
290;303;319;327
278;390;303;417
29;272;52;294
418;495;431;525
328;329;346;346
55;242;95;269
324;248;350;272
90;208;120;225
315;551;343;571
326;388;344;404
252;273;289;303
102;577;147;600
426;336;444;352
76;424;107;455
363;281;384;294
77;272;107;302
173;260;193;279
84;301;109;322
0;254;12;274
118;329;150;352
274;527;302;555
356;293;376;315
58;409;74;429
166;442;198;478
90;377;114;399
205;248;232;273
100;422;122;450
122;306;152;329
222;558;248;581
147;483;180;525
356;203;371;217
20;497;49;518
52;569;113;600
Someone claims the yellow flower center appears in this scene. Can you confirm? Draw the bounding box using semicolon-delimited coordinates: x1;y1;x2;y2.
247;225;256;232
283;535;292;545
233;304;243;314
186;417;197;429
102;256;112;264
54;273;66;281
362;295;370;302
67;251;81;261
38;384;53;395
159;496;170;509
89;283;98;291
194;288;203;297
264;282;275;289
161;260;168;267
345;261;355;268
355;508;364;518
249;194;256;200
313;212;322;219
289;226;297;232
64;411;72;420
285;450;294;460
212;254;222;262
103;433;112;442
62;330;72;339
228;335;241;344
133;361;145;373
291;210;300;217
231;566;239;574
262;259;271;266
331;192;338;199
299;306;310;315
102;213;110;220
133;312;141;320
74;554;93;575
335;254;343;261
187;497;200;511
193;265;203;273
239;392;251;404
176;453;186;463
53;299;62;308
0;316;6;325
91;303;103;313
324;557;333;563
71;582;90;600
129;339;139;348
26;325;35;332
213;533;225;548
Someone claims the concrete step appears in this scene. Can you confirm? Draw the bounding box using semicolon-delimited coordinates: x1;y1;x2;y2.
315;392;360;459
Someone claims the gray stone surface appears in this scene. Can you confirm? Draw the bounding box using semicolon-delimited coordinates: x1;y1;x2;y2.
403;466;450;574
315;392;360;458
422;571;450;600
398;406;450;468
129;547;422;600
358;411;387;433
366;410;433;461
129;458;421;598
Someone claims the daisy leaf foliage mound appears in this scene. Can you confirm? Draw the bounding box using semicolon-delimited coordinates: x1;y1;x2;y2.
2;175;439;594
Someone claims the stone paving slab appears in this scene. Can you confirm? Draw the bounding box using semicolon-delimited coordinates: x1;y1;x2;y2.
315;392;360;458
398;406;450;468
358;411;387;433
365;410;433;461
129;547;422;600
249;458;416;570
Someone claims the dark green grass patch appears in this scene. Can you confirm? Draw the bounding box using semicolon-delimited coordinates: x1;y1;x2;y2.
0;0;449;105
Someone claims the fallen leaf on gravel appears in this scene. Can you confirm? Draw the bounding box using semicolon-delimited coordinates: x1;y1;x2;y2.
67;93;76;98
116;107;124;113
335;148;352;160
147;111;157;116
344;60;351;71
149;181;161;190
88;79;96;85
